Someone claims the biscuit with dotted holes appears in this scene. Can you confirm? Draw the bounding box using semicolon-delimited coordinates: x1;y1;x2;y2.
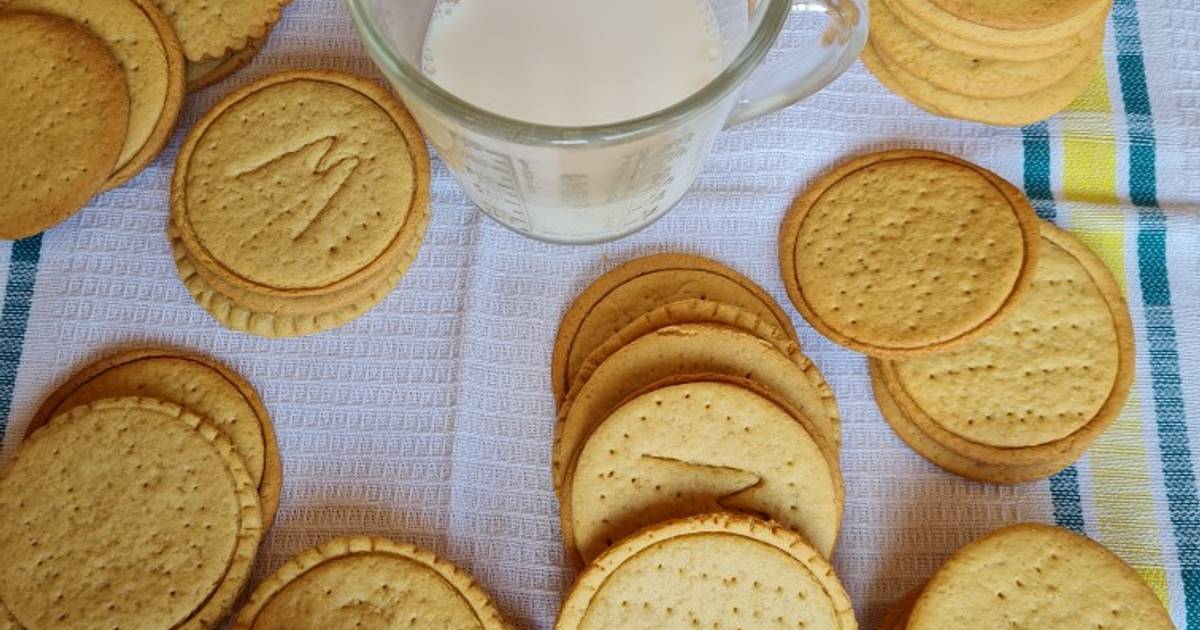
779;149;1041;357
562;376;842;566
0;12;128;240
870;358;1080;483
874;221;1134;468
2;0;185;189
908;523;1171;629
27;348;282;529
554;323;840;496
868;0;1099;99
169;70;430;337
234;536;510;629
569;300;834;451
0;397;262;628
556;513;856;629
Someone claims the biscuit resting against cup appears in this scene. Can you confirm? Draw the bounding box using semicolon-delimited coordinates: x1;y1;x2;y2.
0;12;128;240
170;69;431;337
779;149;1040;358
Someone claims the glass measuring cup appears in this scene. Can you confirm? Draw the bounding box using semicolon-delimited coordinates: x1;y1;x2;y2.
348;0;867;244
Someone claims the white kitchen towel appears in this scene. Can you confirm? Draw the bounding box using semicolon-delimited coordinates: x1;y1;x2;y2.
1;0;1198;627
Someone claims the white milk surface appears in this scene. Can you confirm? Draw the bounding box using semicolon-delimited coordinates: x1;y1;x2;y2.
422;0;724;126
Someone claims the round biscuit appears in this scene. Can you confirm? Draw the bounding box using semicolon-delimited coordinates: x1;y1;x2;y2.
875;222;1135;467
551;253;797;406
0;12;128;239
556;513;856;629
779;150;1041;357
27;348;282;529
0;397;262;629
553;323;840;495
908;524;1172;629
234;536;509;629
562;376;842;565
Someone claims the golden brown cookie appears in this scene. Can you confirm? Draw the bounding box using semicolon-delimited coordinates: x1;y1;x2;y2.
170;70;430;337
0;12;129;239
886;0;1111;47
170;221;424;336
908;524;1172;629
875;222;1134;468
186;27;272;92
0;397;262;628
27;347;283;529
234;536;510;629
880;0;1106;61
869;0;1100;99
870;359;1075;483
561;374;842;566
551;253;797;405
779;150;1040;358
3;0;185;189
152;0;289;61
553;323;841;494
863;40;1102;126
556;513;857;629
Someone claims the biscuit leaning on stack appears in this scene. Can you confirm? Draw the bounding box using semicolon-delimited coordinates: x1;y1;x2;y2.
0;3;183;239
235;536;511;629
862;0;1111;125
169;70;431;337
0;347;280;628
779;149;1134;483
551;254;853;625
881;523;1173;628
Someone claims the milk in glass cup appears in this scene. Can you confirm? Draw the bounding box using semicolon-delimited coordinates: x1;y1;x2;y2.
348;0;866;244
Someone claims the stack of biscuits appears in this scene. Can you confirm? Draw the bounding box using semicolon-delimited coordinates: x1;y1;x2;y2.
862;0;1112;125
0;0;288;241
550;254;855;628
168;70;431;337
881;523;1173;628
0;348;281;628
779;149;1134;483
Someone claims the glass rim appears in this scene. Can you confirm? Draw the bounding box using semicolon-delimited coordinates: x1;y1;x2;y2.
345;0;793;147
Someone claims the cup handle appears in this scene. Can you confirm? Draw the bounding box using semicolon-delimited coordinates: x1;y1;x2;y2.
725;0;868;127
